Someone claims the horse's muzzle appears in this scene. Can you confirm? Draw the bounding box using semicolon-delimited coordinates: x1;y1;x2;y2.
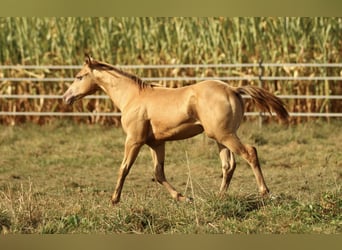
62;90;75;105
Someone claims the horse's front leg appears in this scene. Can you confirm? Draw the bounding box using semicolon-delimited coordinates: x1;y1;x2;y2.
111;137;142;205
149;142;189;202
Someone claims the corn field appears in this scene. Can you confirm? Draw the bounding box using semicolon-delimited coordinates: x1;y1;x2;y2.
0;17;341;125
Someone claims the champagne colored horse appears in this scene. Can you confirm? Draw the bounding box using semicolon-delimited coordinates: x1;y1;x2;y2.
63;55;289;205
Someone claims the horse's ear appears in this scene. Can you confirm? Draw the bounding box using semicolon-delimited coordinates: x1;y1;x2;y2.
84;53;93;66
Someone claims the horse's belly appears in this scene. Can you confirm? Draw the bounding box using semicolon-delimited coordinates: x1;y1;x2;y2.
152;122;204;141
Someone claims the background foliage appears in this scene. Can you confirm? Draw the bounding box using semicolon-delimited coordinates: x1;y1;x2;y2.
0;17;342;64
1;17;341;65
0;17;341;124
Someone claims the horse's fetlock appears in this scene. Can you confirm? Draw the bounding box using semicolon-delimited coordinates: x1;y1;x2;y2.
111;197;120;206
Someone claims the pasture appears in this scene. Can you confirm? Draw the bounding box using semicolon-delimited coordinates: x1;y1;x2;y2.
0;120;341;234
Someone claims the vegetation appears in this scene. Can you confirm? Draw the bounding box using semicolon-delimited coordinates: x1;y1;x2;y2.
0;17;340;234
0;17;341;124
0;121;341;233
1;17;341;65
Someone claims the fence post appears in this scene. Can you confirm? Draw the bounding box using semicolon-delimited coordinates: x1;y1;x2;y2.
258;59;264;128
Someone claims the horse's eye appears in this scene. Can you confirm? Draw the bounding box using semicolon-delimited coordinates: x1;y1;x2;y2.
76;76;83;80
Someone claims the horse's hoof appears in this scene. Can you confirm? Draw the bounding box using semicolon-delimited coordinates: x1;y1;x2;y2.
185;197;194;203
111;198;120;206
176;194;193;203
268;193;281;201
260;189;270;198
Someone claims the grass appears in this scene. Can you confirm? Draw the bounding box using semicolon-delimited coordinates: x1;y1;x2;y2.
0;120;341;234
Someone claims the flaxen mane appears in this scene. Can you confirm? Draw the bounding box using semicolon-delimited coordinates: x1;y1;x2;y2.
90;59;147;89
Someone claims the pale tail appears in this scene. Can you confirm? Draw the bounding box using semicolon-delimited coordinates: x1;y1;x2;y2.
235;85;290;122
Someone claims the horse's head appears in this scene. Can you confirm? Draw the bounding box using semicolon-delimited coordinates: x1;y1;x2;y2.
63;54;100;105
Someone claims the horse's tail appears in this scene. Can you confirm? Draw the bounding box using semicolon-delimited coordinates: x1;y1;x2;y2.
235;85;290;122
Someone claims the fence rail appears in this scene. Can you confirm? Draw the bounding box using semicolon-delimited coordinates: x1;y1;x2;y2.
1;111;341;117
1;94;342;100
1;63;342;119
1;62;342;69
2;76;342;82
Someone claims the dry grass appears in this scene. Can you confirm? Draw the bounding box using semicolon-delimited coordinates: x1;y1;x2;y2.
0;120;341;234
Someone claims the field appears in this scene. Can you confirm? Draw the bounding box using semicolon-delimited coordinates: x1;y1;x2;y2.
0;120;341;234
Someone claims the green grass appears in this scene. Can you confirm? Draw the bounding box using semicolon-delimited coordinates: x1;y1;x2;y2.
0;120;341;234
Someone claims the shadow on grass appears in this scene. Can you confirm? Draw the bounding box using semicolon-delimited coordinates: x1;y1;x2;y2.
208;194;268;220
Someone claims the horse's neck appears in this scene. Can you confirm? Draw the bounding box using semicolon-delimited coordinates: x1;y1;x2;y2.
94;70;139;111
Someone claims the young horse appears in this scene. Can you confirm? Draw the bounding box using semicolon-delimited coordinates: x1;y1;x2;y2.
63;55;289;205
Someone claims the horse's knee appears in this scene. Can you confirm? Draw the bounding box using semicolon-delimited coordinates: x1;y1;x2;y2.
222;161;235;174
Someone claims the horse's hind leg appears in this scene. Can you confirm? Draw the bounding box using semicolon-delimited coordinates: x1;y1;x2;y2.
149;142;188;202
220;134;269;196
217;143;236;196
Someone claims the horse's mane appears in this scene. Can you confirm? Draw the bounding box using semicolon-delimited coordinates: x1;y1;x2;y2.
90;59;147;89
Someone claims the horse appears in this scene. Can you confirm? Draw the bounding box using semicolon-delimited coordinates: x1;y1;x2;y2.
63;55;289;205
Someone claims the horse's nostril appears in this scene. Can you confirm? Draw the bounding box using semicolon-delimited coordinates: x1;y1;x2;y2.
62;90;74;104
